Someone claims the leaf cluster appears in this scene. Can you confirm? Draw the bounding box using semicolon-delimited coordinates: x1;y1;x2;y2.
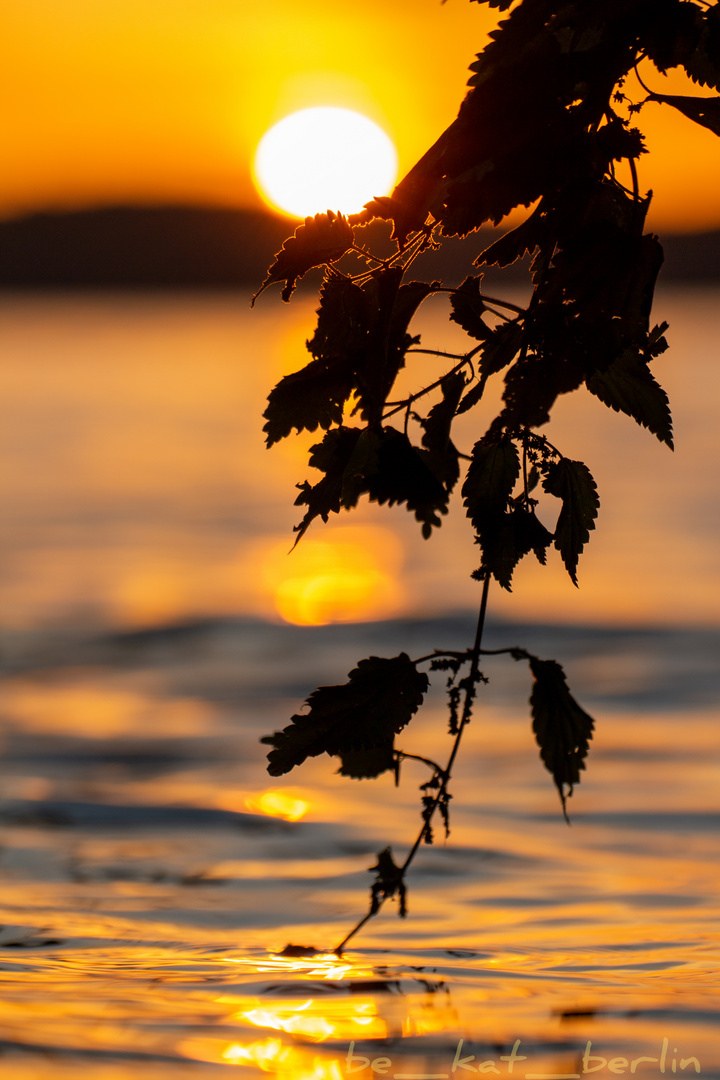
251;0;716;943
261;654;429;779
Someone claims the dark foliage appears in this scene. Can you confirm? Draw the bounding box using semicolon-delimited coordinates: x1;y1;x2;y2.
261;654;429;779
254;0;719;948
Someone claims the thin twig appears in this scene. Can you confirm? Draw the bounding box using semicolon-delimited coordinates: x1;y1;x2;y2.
333;575;491;955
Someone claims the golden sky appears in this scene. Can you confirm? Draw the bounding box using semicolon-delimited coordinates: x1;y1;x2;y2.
3;0;720;231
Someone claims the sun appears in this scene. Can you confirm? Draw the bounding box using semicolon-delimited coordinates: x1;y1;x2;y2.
253;106;398;219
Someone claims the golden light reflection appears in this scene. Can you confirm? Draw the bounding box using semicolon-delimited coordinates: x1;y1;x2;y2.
222;953;375;980
220;996;386;1041
260;525;404;626
183;1034;345;1078
243;790;310;821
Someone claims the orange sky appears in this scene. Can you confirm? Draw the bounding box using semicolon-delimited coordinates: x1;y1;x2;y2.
3;0;720;231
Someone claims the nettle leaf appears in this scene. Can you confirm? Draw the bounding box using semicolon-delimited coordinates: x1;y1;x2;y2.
420;372;465;493
652;92;720;136
263;356;354;448
542;458;599;586
586;348;674;449
641;0;702;74
478;507;554;591
307;275;376;369
340;428;382;509
463;434;520;533
476;206;547;267
450;276;491;340
366;428;451;537
261;654;429;780
683;7;720;90
252;211;354;304
293;426;363;543
529;657;595;823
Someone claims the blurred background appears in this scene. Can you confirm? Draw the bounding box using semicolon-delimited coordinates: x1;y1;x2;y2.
2;0;720;639
1;3;720;1073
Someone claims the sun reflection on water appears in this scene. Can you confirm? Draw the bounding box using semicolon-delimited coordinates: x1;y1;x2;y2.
258;525;404;625
242;790;310;821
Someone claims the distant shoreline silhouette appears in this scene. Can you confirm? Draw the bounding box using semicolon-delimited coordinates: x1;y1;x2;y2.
1;204;718;288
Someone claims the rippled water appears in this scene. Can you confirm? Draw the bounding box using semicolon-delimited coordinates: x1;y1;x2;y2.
0;292;719;1076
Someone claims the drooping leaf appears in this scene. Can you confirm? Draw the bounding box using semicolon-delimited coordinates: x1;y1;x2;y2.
252;211;354;304
476;205;547;267
499;349;585;430
420;372;465;493
365;428;451;537
263;355;354;447
641;0;703;74
528;657;595;823
542;458;599;586
477;507;554;591
652;92;720;136
369;847;407;917
682;6;720;89
462;434;520;534
293;426;363;543
586;348;674;448
449;276;491;340
306;275;376;369
261;654;429;779
340;428;383;510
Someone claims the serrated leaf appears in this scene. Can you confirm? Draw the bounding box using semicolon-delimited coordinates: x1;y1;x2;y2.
263;355;354;448
652;92;720;136
365;428;451;537
252;211;354;304
479;507;554;591
293;427;363;543
462;435;520;535
261;654;429;779
542;458;599;586
420;372;465;493
529;657;595;823
449;276;490;340
476;206;547;267
586;348;674;448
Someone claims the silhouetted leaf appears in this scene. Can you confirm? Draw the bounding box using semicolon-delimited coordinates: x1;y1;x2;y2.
529;657;594;823
542;458;599;586
586;349;674;448
641;0;702;74
478;507;554;590
252;212;354;304
366;428;451;537
263;356;354;447
450;276;490;340
293;427;362;543
369;847;407;917
652;92;720;136
682;6;720;89
420;372;465;493
463;435;520;534
476;207;547;267
261;654;429;779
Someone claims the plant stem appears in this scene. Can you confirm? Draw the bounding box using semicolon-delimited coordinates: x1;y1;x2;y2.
333;574;491;955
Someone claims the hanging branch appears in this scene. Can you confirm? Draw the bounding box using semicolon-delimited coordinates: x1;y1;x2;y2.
253;0;720;951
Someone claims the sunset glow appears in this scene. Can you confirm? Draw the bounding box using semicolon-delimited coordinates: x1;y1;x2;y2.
253;107;398;218
244;790;310;821
261;526;404;626
3;4;720;229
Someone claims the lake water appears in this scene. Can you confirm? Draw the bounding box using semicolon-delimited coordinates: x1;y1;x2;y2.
0;288;718;1078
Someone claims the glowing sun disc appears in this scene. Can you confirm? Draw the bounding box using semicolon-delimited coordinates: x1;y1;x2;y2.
253;106;398;218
